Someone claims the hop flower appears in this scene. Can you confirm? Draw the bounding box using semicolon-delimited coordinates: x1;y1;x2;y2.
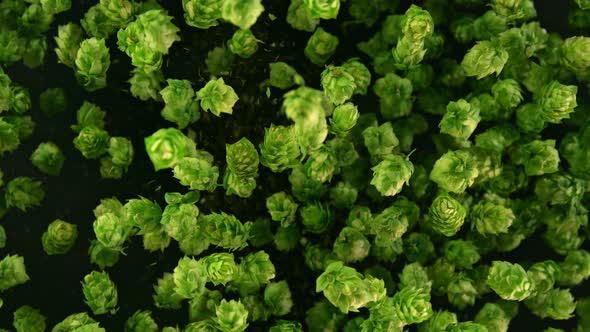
0;255;29;291
428;193;466;237
213;299;249;332
197;78;239;117
303;0;340;20
391;286;433;324
430;150;479;193
200;212;250;250
13;305;46;332
221;0;264;29
320;65;356;105
42;219;78;255
82;271;118;315
124;310;158;332
144;128;195;171
74;125;110;160
182;0;224;29
227;29;259;58
75;38;110;91
370;154;414;197
461;40;509;79
259;125;300;173
401;5;434;41
538;81;578;124
173;156;219;191
5;176;45;212
304;27;339;66
470;200;515;235
201;252;238;286
439;99;481;140
487;261;533;301
172;256;207;299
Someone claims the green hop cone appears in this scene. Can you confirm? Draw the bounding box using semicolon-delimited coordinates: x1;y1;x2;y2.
74;125;110;160
30;141;65;176
461;40;509;79
82;270;118;315
201;252;238;286
5;177;45;212
370;154;414;197
470;200;515;235
197;78;239;117
145;128;194;171
226;137;259;178
13;305;46;332
430;150;479;193
213;299;249;331
173;256;207;299
227;29;259;58
42;219;78;255
259;125;301;173
303;0;340;20
391;286;433;324
182;0;224;29
320;65;357;105
401;5;434;41
487;261;533;301
173;156;219;191
428;192;466;237
538;81;578;124
561;36;590;71
0;255;29;291
439;99;481;140
221;0;264;29
124;310;158;332
304;27;339;65
75;38;111;91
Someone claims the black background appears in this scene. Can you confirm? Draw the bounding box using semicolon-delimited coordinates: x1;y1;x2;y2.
0;0;589;330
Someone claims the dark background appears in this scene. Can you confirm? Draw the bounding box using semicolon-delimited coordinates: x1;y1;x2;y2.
0;0;588;330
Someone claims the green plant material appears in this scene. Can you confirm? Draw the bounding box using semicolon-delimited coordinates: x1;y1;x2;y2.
124;310;158;332
171;256;207;300
269;320;303;332
439;99;480;140
9;85;31;114
447;275;477;310
528;260;561;293
30;141;65;176
266;191;298;225
260;125;300;173
71;101;106;133
201;252;238;286
0;119;20;155
75;38;110;92
129;68;164;101
160;79;200;129
197;78;239;117
0;255;29;291
89;240;120;269
264;280;294;316
117;10;180;71
491;79;523;110
320;65;356;105
200;211;250;250
229;250;275;296
487;261;533;301
226;137;259;178
227;29;259;58
5;176;44;212
42;219;78;255
333;227;371;263
39;87;67;116
93;212;132;250
303;0;340;20
145;128;195;171
428;192;466;237
417;310;458;332
0;226;6;249
510;139;559;176
448;321;489;332
444;240;480;270
537;80;578;123
212;299;249;331
221;0;264;30
82;271;118;315
153;273;184;310
373;72;414;119
182;0;223;29
470;200;515;235
525;288;576;320
269;62;305;90
362;122;399;161
560;36;590;71
300;202;332;234
329;182;358;209
74;125;110;160
316;261;385;313
173;156;219;191
274;223;300;252
430;149;478;193
305;27;339;65
558;249;590;287
52;312;103;332
23;38;46;69
13;305;46;332
401;4;434;41
461;40;509;79
371;154;414;197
